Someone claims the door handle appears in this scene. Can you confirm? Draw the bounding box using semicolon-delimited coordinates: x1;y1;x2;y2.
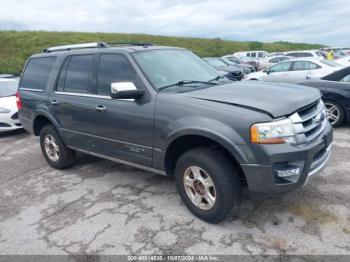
95;105;106;112
51;100;59;105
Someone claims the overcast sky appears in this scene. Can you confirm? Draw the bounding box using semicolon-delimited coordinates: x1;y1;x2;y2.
0;0;348;46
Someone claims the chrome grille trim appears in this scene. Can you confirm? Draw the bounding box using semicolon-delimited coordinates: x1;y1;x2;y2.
289;100;327;145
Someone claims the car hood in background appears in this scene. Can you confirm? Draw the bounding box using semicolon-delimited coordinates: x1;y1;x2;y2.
298;79;350;90
184;81;321;118
0;95;17;111
214;66;241;72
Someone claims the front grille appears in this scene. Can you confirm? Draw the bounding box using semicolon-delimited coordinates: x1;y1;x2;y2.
289;100;327;144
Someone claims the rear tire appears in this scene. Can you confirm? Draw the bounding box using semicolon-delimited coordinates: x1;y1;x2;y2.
324;100;344;127
40;124;76;169
175;147;242;223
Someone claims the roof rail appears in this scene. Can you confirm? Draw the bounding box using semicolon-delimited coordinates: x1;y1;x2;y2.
43;42;109;53
107;42;154;48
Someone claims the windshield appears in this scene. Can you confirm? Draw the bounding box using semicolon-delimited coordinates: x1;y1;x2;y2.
0;79;19;97
133;49;219;90
320;60;342;67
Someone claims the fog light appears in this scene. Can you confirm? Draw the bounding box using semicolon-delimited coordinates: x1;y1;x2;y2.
276;167;302;178
273;161;304;184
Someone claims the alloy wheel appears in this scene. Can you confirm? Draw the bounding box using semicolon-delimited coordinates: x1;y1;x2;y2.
183;166;216;210
325;102;340;125
44;134;60;161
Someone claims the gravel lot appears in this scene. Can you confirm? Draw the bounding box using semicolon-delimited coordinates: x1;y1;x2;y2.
0;127;350;256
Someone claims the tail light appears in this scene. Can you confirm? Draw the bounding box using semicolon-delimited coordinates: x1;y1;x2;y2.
16;91;22;110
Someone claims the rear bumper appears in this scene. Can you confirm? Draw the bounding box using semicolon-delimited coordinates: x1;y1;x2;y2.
240;121;333;196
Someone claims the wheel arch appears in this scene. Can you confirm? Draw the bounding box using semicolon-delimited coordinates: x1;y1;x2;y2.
163;130;248;184
32;111;60;136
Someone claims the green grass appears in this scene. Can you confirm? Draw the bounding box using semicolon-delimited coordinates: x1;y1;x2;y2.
0;31;324;74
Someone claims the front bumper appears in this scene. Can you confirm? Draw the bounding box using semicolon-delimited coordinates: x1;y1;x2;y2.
240;121;333;195
0;111;22;132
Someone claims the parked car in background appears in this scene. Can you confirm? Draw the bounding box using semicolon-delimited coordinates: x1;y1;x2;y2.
0;74;16;78
285;50;325;59
234;50;270;60
0;77;22;132
233;51;271;70
244;58;343;83
203;57;244;80
224;56;260;71
268;56;291;66
18;42;332;223
336;56;350;66
270;52;285;56
298;67;350;126
218;57;255;74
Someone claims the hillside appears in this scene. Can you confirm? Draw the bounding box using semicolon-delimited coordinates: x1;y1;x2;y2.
0;31;324;74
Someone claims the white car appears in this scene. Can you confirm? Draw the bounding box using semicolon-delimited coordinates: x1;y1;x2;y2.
0;78;22;132
244;58;343;83
268;56;292;66
234;50;270;59
284;50;325;59
336;56;350;66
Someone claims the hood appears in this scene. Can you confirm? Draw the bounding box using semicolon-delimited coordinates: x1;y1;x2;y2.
183;81;321;118
0;95;17;111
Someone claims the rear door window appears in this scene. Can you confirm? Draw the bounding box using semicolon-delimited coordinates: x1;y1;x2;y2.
269;61;292;73
62;55;94;93
20;56;56;90
308;62;321;70
341;74;350;82
291;61;311;71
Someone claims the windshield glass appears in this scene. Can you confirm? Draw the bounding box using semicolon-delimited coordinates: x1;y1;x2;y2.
133;50;219;90
320;60;342;67
0;79;19;97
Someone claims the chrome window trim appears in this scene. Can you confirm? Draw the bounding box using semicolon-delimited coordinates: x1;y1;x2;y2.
19;88;44;92
54;91;134;101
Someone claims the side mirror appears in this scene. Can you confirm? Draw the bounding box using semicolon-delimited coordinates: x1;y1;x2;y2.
110;82;145;100
266;69;270;75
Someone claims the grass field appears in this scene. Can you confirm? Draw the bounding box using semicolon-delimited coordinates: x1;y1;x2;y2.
0;31;324;74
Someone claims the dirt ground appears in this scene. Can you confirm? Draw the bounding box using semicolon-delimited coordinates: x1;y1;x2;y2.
0;127;350;256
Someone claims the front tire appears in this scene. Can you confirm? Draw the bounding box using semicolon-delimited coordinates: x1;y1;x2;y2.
40;124;76;169
175;147;242;223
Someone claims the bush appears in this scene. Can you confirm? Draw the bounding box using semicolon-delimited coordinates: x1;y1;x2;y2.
0;31;324;74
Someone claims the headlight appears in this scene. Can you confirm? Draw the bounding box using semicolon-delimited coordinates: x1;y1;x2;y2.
0;106;11;114
250;118;296;144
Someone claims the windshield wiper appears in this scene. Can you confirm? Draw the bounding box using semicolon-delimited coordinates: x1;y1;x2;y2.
158;80;217;91
208;75;226;82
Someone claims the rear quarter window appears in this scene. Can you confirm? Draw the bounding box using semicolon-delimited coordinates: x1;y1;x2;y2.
20;56;56;90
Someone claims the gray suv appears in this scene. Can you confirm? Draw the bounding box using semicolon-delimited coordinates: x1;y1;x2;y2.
18;42;333;223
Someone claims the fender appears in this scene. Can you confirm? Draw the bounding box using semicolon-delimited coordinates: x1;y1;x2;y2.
162;116;250;164
31;109;61;135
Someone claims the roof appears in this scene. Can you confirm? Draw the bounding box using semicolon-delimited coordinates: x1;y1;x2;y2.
31;42;185;58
